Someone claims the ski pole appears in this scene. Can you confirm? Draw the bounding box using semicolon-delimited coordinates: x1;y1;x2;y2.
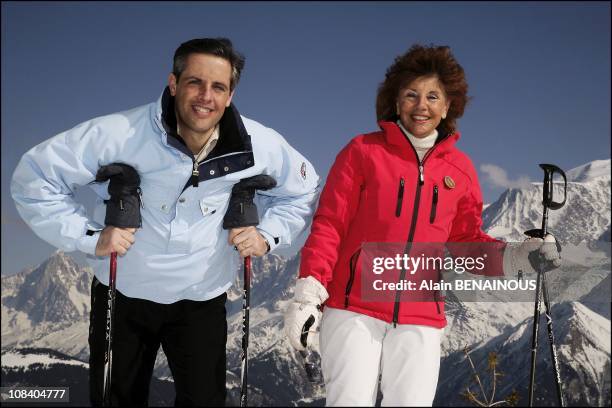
240;255;251;407
527;163;567;407
221;174;277;407
527;262;542;406
103;251;118;406
95;163;142;407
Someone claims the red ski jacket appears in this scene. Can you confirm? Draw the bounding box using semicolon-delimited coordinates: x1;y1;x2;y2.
299;121;506;328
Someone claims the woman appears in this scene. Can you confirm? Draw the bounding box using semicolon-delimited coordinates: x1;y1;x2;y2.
284;44;560;406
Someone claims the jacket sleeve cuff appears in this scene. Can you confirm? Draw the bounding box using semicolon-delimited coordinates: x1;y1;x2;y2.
257;228;278;253
76;230;100;255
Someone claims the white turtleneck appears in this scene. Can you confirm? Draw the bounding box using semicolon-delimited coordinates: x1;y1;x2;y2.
397;120;438;161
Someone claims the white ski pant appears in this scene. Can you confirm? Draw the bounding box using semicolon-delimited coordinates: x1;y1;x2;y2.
320;307;443;407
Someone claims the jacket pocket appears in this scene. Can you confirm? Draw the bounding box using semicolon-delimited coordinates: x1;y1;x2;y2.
429;185;438;223
395;177;405;217
199;196;226;219
344;248;362;308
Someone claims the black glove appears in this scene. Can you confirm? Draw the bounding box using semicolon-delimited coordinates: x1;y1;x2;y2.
222;174;277;229
95;163;142;228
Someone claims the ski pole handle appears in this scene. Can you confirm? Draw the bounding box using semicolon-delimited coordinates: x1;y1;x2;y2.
539;164;567;210
244;256;251;293
538;164;567;236
299;349;322;383
110;252;117;283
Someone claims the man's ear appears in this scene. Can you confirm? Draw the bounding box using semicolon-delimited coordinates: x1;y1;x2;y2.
168;73;178;96
226;90;235;107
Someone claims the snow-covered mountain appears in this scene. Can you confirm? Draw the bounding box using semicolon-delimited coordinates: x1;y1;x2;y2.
436;302;611;406
482;159;610;244
2;159;610;406
2;250;91;324
2;251;92;360
566;159;611;183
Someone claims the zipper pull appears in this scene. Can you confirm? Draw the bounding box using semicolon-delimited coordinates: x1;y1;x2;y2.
191;161;200;188
419;164;425;185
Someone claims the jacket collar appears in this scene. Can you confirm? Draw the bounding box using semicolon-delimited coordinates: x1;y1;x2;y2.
378;120;460;156
157;86;253;159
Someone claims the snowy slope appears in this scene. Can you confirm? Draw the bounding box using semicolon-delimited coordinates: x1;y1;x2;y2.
1;347;176;406
2;348;88;369
566;159;611;183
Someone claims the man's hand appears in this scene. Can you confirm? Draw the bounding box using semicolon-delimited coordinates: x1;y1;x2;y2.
228;226;268;258
95;226;136;257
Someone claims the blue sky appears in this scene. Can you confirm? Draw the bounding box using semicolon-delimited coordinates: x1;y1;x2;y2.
1;1;610;274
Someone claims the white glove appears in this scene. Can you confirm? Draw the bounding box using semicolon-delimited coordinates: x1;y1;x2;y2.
284;276;329;351
504;233;562;277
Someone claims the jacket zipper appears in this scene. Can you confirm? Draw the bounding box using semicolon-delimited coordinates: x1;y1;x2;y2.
344;248;361;308
392;165;422;327
395;178;405;217
392;133;451;327
430;185;438;223
191;160;200;187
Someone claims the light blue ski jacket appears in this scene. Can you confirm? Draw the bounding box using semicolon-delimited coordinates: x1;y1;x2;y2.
11;88;320;303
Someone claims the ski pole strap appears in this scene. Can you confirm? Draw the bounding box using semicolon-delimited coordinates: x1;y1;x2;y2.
222;174;277;230
96;163;143;228
539;163;567;210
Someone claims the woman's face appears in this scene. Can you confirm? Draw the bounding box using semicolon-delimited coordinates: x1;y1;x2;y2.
396;75;451;138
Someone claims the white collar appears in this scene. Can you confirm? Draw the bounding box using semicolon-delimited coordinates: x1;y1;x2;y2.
397;120;438;149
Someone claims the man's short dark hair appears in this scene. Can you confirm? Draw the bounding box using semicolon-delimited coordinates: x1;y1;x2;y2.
173;38;246;91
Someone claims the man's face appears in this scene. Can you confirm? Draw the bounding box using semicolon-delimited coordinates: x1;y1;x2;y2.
168;53;234;139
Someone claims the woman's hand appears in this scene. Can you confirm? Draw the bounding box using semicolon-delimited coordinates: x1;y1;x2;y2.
284;276;329;351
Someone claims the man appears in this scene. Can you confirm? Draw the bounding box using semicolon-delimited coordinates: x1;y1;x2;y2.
11;38;319;406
